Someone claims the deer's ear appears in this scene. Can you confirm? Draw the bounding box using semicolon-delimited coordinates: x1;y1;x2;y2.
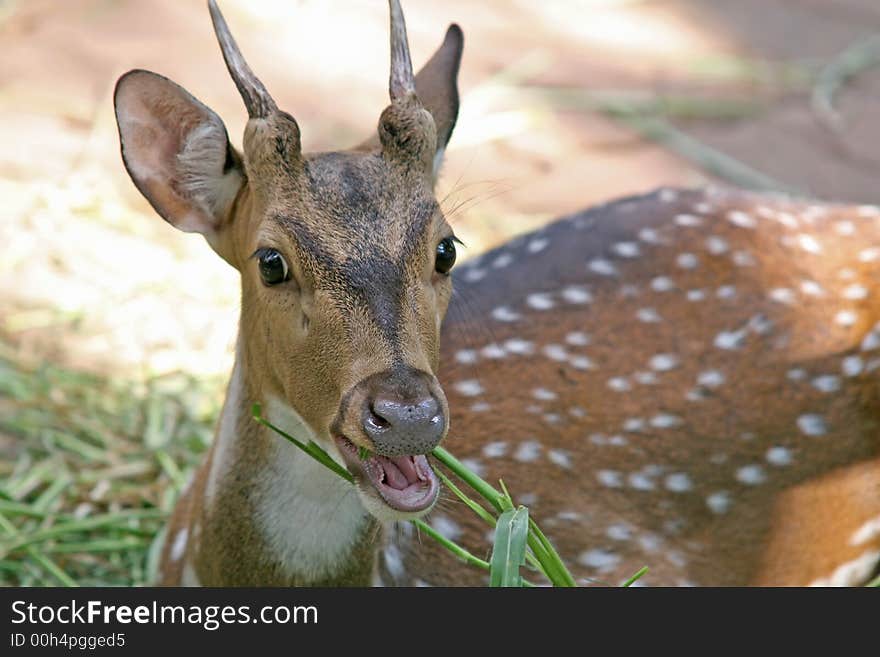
114;69;244;236
415;24;463;172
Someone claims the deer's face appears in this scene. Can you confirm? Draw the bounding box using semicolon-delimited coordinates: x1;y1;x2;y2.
114;1;463;520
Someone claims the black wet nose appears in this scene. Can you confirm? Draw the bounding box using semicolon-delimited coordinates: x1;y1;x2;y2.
363;395;444;457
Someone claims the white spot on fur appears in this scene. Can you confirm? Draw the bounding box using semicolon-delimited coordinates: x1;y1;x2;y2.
431;515;462;542
675;213;702;227
687;289;706;302
455;349;478;365
483;441;508;458
491;306;521;322
797;234;822;254
569;355;595;370
561;285;593;304
613;241;641;258
638;228;662;244
842;355;863;377
623;418;646;432
732;250;756;267
800;280;825;297
861;324;880;351
492;253;513;269
481;343;506;359
811;375;841;393
504;338;534;355
597;470;623;488
634;371;658;385
532;387;557;401
843;284;868;300
607;377;632;392
650;353;680;371
588;258;618;276
787;368;807;381
543;344;569;361
697;370;725;388
463;267;486;282
651;276;675;292
736;464;766;485
665;473;692;492
527;237;549;253
769;288;796;305
526;293;554;310
565;331;590;346
835;220;855;236
650;413;682;428
514;440;542;462
578;548;621;572
727;210;756;229
548;449;573;469
714;328;747;350
706;491;732;514
607;523;633;541
859;247;880;262
454;379;484;397
705;235;728;254
636;307;661;323
676;253;699;269
835;310;858;327
797;414;827;436
716;285;736;299
766;446;793;466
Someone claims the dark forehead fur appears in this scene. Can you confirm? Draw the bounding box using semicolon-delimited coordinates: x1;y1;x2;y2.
270;150;441;349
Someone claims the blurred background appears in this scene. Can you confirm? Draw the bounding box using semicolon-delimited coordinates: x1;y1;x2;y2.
1;0;879;585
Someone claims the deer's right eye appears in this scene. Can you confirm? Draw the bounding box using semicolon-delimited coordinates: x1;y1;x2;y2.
257;248;290;286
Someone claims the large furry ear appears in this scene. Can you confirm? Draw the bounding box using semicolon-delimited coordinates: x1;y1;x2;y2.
357;24;464;177
415;24;463;172
114;69;244;236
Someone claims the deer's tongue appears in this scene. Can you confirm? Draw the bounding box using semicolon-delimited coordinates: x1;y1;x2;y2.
377;454;420;489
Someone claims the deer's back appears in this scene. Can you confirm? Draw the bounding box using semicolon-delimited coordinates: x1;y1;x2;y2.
387;187;880;586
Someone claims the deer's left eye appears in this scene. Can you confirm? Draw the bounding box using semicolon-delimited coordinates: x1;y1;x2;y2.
257;248;290;286
435;237;457;275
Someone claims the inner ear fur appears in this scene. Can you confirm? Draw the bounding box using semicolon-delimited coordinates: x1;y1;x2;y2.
114;69;244;236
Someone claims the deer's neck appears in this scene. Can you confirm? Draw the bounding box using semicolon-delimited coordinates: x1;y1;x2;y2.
196;350;380;585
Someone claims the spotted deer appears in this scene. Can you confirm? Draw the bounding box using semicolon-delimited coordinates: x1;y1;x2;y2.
113;1;880;587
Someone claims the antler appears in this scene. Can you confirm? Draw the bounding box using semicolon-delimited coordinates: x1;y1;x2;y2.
208;0;277;119
388;0;417;102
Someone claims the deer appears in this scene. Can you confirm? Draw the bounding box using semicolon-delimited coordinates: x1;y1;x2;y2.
113;0;880;587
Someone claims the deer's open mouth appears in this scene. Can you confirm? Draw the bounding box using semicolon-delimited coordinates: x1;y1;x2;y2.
334;436;439;514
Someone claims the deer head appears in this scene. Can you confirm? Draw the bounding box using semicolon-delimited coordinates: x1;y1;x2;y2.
113;0;464;522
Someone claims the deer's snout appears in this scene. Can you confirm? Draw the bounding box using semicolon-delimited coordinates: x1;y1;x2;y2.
351;368;447;457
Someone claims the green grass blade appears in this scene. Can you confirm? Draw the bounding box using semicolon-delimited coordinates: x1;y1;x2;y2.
251;403;354;484
489;506;529;587
413;519;490;571
434;468;496;526
431;445;504;511
621;566;649;587
526;518;577;587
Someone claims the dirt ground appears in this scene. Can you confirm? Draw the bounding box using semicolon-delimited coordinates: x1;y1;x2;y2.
2;0;880;378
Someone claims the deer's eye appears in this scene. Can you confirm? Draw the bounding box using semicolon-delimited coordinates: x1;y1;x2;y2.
257;248;289;286
435;237;457;275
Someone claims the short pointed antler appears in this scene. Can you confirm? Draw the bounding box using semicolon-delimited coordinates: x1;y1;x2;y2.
388;0;417;102
208;0;277;119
